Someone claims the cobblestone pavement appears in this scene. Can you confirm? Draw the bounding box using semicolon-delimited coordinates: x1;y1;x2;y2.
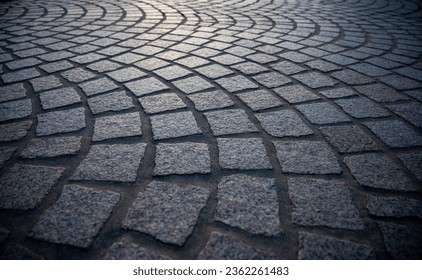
0;0;421;260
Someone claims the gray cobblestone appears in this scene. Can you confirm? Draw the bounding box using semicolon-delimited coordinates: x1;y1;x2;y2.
93;112;142;141
173;76;214;94
79;77;119;96
335;97;390;118
88;91;134;114
39;87;81;109
0;121;32;142
187;90;234;111
354;84;408;102
296;102;349;124
1;68;40;83
0;83;26;103
21;136;82;158
216;75;258;93
107;67;147;82
0;99;32;122
367;196;422;219
61;68;96;83
274;85;320;103
398;152;422;182
237;90;282;111
387;103;422;128
378;222;422;259
293;71;337;88
319;88;356;99
150;111;201;140
195;64;234;79
364;120;422;148
320;125;378;153
104;237;171;260
139;93;186;114
125;77;169;97
205;109;257;136
256;110;313;137
36;107;86;136
0;147;16;167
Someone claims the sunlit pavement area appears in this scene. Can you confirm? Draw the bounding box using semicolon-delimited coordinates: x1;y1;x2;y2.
0;0;421;259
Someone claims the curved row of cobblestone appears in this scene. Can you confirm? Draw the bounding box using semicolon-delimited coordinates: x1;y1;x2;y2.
0;0;421;259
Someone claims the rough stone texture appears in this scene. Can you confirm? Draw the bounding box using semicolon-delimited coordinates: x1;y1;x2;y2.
364;120;422;148
30;76;62;92
61;68;96;83
154;142;211;175
387;102;422;128
1;68;40;83
354;83;408;102
195;64;233;78
274;85;320;103
0;121;32;142
123;181;209;245
367;196;422;218
104;237;171;260
378;222;422;259
39;87;81;109
72;143;146;182
237;90;282;111
173;76;214;94
288;178;364;230
187;90;234;111
0;164;65;210
205;109;257;136
216;75;258;92
293;71;337;88
299;232;375;260
139;93;186;114
398;152;422;182
20;136;82;158
320;88;356;98
36;107;86;136
31;185;120;248
256;110;313;137
344;154;416;191
0;83;26;103
150;111;201;140
107;67;146;82
79;77;118;96
217;138;272;170
335;97;390;118
0;147;16;167
87;90;134;114
0;99;32;122
296;102;350;124
274;140;341;174
252;72;291;88
198;232;277;260
93;112;142;141
125;77;168;96
215;174;281;235
320;125;379;153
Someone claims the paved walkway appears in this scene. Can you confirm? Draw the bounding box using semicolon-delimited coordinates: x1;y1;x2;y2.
0;0;421;260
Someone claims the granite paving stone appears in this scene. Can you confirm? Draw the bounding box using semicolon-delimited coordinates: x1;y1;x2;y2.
139;93;186;114
123;181;209;245
319;88;356;99
125;77;169;97
154;142;211;175
173;76;214;94
31;185;120;248
204;109;257;136
60;68;96;83
93;112;142;141
215;174;280;235
299;232;375;260
0;147;16;167
237;90;282;111
30;76;62;92
104;237;171;260
274;85;320;103
271;61;306;75
39;87;81;109
274;140;341;174
198;232;276;260
331;69;373;85
88;91;134;114
5;57;42;70
154;65;191;80
251;72;291;88
335;97;390;118
293;71;337;88
187;90;234;111
216;75;259;93
195;64;234;79
39;60;73;73
288;178;364;229
72;143;146;182
79;77;119;96
107;67;147;82
398;152;422;182
364;120;422;148
296;102;350;124
0;99;32;122
150;111;201;140
320;125;378;153
256;110;313;137
0;121;32;142
19;134;81;158
344;154;416;191
0;83;26;103
387;102;422;128
36;107;86;136
231;62;268;75
1;68;40;83
379;75;421;90
0;164;65;210
354;84;408;102
87;60;122;72
367;196;422;219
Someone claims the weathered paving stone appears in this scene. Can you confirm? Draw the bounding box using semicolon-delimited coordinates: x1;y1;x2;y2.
379;75;421;90
331;69;373;85
0;121;32;142
272;60;306;75
298;232;375;260
274;85;320;103
237;90;282;111
216;75;258;93
139;93;186;114
231;62;268;75
176;56;209;68
306;59;342;72
0;164;65;210
367;196;422;219
296;102;350;125
6;57;41;70
20;136;82;158
154;142;211;175
107;67;146;82
344;154;416;191
79;77;119;96
135;57;169;71
39;60;73;73
36;107;86;136
31;185;120;248
123;181;209;245
215;174;280;235
205;109;257;136
335;97;390;118
320;125;378;153
0;99;32;122
88;91;134;114
274;141;341;174
0;227;9;244
173;76;214;94
198;232;277;260
252;72;291;88
364;120;422;148
72;143;146;182
354;84;408;102
377;222;422;259
320;88;356;99
0;147;16;167
93;112;142;141
87;60;122;72
60;68;96;83
217;138;272;170
398;152;422;182
104;237;171;260
187;90;234;111
288;178;364;229
256;110;313;137
39;87;81;109
293;71;337;88
387;103;422;128
0;83;26;103
1;68;40;83
154;65;191;80
195;64;234;79
125;77;169;97
150;111;201;140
